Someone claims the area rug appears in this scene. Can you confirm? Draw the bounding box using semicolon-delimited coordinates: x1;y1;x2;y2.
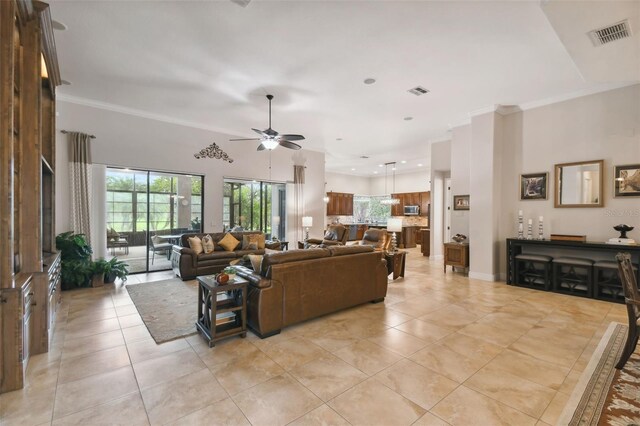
558;322;640;425
126;278;198;343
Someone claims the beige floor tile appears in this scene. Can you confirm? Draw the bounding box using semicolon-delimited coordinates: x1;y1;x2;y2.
410;344;486;383
340;317;391;339
52;392;149;426
133;347;204;389
117;313;144;329
437;333;502;364
169;397;249;426
210;349;285;395
431;386;537;426
558;369;582;395
122;324;152;343
61;330;125;360
509;334;582;368
388;299;449;317
66;307;118;325
540;391;570;425
333;340;403;375
328;378;426;426
394;319;455;342
412;412;450;426
126;337;190;363
288;404;350;426
0;387;56;426
233;374;322;426
141;369;227;425
23;357;60;392
464;365;556;418
197;338;261;367
419;304;481;330
374;358;458;410
360;305;414;327
53;366;138;419
486;349;570;390
115;303;139;317
250;328;299;352
64;317;121;341
262;337;327;370
58;345;131;384
456;322;523;347
290;353;368;401
301;324;362;352
367;328;429;356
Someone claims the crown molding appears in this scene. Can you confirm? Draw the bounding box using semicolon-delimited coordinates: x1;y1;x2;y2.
518;82;638;111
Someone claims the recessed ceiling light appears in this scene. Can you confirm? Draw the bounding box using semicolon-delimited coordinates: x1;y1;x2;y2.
403;117;413;121
418;163;423;167
61;79;71;85
336;138;343;141
364;78;376;85
392;167;396;171
401;160;407;164
351;168;356;171
52;20;67;31
378;164;383;167
373;171;378;174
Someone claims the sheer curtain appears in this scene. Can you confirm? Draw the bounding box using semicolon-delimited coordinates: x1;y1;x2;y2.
69;132;93;245
293;165;305;243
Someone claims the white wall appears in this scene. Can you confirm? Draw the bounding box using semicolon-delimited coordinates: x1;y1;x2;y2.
325;172;371;195
429;140;452;259
55;101;326;244
369;170;431;195
450;125;471;239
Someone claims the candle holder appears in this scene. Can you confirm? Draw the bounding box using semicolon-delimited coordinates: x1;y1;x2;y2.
526;222;533;240
517;214;524;239
538;220;544;240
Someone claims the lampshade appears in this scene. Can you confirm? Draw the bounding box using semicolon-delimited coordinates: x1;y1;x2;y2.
262;139;279;150
387;218;403;233
302;216;313;227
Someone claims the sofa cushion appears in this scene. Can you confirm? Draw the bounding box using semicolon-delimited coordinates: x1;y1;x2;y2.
202;234;215;254
188;236;204;255
198;251;237;261
260;248;331;277
327;245;374;257
248;254;263;272
235;249;266;257
219;233;240;251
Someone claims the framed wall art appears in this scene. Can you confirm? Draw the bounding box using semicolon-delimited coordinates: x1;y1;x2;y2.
453;194;470;210
520;172;548;200
614;164;640;197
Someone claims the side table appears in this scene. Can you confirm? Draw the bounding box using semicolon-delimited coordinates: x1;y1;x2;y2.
444;242;469;273
196;275;248;347
385;251;407;280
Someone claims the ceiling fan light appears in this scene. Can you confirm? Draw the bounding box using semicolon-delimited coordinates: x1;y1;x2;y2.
262;139;279;150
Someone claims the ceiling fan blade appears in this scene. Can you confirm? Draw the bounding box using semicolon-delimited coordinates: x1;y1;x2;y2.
257;143;267;151
264;128;278;137
278;140;302;150
252;128;266;136
229;138;261;141
279;134;305;141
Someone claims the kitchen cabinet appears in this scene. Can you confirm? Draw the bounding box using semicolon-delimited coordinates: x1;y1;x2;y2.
419;192;430;217
420;229;430;257
390;192;430;217
390;194;404;216
402;226;420;249
326;192;353;216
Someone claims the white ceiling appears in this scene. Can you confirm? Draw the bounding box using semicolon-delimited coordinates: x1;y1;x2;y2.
49;0;639;177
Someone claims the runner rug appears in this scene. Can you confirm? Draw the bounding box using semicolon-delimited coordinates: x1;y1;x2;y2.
559;322;640;425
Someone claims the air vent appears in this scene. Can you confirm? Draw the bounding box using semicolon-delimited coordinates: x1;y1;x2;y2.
589;20;632;46
408;86;430;96
360;155;369;159
231;0;252;7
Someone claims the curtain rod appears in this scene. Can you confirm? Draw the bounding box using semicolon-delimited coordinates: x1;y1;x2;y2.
60;130;96;139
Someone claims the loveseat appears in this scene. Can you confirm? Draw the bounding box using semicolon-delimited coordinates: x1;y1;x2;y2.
172;231;267;280
235;245;388;338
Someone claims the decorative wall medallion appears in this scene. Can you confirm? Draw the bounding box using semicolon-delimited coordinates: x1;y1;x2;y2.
194;142;234;163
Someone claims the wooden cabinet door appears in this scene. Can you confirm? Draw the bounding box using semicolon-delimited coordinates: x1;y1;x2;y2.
327;193;338;215
390;194;402;216
342;193;353;216
419;192;430;217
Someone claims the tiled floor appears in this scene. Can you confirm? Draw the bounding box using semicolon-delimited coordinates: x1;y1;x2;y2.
0;249;629;426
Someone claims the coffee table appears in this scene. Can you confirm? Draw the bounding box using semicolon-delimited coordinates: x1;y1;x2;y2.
196;275;248;347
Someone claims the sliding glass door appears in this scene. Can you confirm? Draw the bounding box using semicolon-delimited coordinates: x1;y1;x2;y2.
223;178;286;240
106;167;204;273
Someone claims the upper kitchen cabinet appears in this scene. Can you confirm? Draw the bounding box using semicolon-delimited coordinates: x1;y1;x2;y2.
326;192;354;216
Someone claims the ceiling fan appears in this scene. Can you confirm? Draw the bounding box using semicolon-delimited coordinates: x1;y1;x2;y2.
230;94;305;151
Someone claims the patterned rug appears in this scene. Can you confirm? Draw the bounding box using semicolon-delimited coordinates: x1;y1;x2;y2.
559;322;640;425
126;278;198;343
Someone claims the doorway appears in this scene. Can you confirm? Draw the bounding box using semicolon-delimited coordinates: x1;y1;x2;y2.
105;167;204;273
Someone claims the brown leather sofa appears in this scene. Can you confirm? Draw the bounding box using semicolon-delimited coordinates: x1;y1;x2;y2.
172;231;266;280
235;245;388;338
304;224;348;247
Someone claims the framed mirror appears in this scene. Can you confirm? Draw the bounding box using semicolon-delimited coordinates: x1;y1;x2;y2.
554;160;604;208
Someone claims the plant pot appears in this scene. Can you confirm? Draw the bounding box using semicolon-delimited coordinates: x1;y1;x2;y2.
92;273;105;288
105;272;117;284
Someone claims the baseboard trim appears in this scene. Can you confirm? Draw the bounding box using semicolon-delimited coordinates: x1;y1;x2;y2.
430;255;444;260
469;272;499;282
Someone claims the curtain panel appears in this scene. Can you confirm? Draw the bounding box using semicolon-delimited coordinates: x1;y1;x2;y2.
69;132;93;245
293;165;305;243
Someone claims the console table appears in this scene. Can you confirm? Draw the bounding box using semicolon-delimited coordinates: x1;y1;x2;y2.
444;243;469;273
196;275;248;347
506;238;640;285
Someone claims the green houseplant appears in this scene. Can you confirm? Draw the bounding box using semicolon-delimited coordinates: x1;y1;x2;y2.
56;232;93;289
103;257;129;284
91;258;110;287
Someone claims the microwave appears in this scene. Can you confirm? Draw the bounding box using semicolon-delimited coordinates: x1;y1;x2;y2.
404;205;420;215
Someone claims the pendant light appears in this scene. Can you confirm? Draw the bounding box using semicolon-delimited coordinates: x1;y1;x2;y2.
380;162;400;205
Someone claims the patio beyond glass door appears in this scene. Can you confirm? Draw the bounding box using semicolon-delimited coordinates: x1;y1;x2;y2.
106;168;204;274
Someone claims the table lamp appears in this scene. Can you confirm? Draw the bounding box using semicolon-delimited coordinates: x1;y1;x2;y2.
272;216;280;239
302;216;313;240
387;218;403;253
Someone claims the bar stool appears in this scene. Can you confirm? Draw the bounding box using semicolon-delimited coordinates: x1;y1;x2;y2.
514;254;553;290
552;257;594;298
594;260;639;302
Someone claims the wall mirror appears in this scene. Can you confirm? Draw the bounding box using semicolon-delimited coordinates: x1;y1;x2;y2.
554;160;604;208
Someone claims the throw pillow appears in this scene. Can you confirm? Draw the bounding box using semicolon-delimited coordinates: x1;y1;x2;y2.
242;234;263;250
110;227;120;239
218;233;240;252
202;234;215;254
246;242;258;251
188;236;204;255
248;254;263;273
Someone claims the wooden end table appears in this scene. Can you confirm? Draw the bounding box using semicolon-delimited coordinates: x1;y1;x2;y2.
385;250;407;280
444;242;469;273
196;275;248;347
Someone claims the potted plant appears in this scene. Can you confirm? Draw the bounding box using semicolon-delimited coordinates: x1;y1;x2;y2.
104;257;130;284
91;258;110;287
222;266;237;281
56;231;93;290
